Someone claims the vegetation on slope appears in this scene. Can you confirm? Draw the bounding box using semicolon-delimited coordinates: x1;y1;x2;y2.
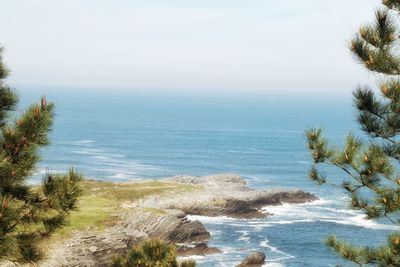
111;238;196;267
48;180;200;240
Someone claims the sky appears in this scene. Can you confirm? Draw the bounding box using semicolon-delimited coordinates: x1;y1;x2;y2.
1;0;381;93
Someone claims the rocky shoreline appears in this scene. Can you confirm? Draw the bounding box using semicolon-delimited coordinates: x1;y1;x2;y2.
37;174;317;266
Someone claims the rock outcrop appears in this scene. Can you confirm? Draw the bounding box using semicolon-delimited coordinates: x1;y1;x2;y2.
42;210;209;267
169;219;211;243
236;252;266;267
177;243;221;256
38;174;317;266
42;226;148;267
131;174;318;219
123;209;210;243
180;190;317;219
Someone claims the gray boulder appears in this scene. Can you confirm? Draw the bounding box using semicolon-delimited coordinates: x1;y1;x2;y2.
177;242;221;256
236;252;266;267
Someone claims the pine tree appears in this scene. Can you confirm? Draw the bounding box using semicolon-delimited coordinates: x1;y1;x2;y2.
111;239;196;267
0;47;82;264
306;1;400;265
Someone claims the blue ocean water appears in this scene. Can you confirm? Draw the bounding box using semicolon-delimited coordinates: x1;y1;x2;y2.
20;89;394;266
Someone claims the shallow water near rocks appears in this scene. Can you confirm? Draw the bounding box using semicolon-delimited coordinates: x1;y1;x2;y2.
21;89;393;266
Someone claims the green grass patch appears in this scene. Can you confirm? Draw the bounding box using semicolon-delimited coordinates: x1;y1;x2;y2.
47;179;200;241
82;180;200;202
52;195;114;239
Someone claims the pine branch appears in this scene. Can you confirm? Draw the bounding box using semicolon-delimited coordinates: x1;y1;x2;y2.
0;47;83;263
306;1;400;265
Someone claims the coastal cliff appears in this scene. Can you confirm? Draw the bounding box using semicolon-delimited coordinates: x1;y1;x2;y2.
36;174;317;266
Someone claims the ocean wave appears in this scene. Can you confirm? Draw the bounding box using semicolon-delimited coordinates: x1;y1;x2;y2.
177;255;205;260
261;199;397;230
34;168;48;175
57;139;95;146
269;219;315;225
320;214;397;230
296;160;311;164
264;263;286;267
72;149;103;155
187;215;241;224
109;173;134;180
75;139;95;144
260;239;294;260
190;199;396;231
237;230;250;243
186;216;270;229
230;147;268;154
33;166;72;176
61;141;161;180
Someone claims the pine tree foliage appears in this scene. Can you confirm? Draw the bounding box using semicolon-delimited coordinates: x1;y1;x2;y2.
0;48;82;264
306;1;400;265
111;239;196;267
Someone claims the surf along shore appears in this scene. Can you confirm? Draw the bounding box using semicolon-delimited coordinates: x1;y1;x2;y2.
33;174;317;266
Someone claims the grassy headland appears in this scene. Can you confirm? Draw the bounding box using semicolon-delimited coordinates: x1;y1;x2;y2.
48;179;201;240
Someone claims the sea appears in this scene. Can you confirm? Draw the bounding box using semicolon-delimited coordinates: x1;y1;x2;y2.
19;88;396;267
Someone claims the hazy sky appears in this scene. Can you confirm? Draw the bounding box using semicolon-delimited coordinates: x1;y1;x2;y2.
2;0;380;93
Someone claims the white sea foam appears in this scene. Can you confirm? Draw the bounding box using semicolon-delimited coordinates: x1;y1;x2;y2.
177;255;205;261
33;166;71;176
321;214;396;230
261;199;397;230
264;263;286;267
72;149;103;155
58;139;95;146
109;173;132;180
187;216;272;229
260;240;271;249
296;160;311;164
260;239;294;260
227;147;268;155
188;215;269;229
188;198;396;232
187;215;240;224
237;230;250;242
75;139;95;144
245;147;261;151
67;140;162;180
92;155;111;160
208;229;222;237
271;219;314;225
34;168;48;175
